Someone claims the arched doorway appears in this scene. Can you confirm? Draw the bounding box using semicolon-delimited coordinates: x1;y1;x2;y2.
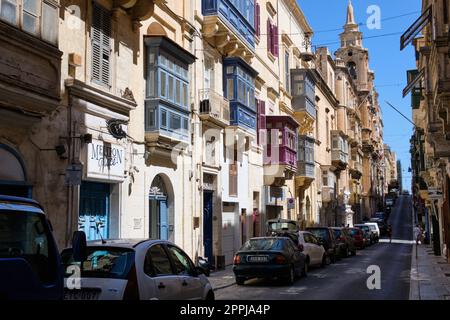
149;175;172;240
0;144;31;197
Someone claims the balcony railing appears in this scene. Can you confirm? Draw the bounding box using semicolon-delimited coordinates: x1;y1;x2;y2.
297;162;315;179
264;146;297;167
199;89;230;127
332;149;348;164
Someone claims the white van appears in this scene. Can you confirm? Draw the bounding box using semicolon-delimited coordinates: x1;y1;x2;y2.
364;223;380;239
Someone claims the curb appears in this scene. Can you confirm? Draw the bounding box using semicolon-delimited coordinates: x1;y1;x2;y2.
409;202;420;300
213;282;236;291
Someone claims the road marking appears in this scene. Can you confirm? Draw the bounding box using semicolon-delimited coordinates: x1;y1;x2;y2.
379;239;415;244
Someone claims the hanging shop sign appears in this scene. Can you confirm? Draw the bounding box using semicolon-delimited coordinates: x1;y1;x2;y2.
87;139;125;182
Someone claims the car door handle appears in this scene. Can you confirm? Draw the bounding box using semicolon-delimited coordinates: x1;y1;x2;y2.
182;280;188;286
158;283;166;289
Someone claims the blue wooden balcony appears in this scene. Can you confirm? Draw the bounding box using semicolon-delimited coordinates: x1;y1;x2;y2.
223;57;258;133
202;0;255;56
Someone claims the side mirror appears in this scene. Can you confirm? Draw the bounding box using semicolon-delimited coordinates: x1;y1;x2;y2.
196;257;210;277
72;231;88;262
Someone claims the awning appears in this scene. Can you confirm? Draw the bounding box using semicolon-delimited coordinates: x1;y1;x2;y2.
400;6;432;50
403;69;425;97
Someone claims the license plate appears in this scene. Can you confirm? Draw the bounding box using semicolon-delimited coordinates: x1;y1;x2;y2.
247;256;268;263
64;289;101;300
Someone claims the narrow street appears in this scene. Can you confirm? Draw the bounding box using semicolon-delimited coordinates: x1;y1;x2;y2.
216;196;413;300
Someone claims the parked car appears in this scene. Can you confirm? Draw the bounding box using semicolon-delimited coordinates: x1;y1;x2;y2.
331;228;357;257
233;237;307;285
0;195;69;300
61;239;214;300
354;224;376;245
297;231;328;267
348;227;368;249
364;223;380;243
306;227;340;263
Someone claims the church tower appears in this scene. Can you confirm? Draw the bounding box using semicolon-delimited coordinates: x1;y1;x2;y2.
335;0;371;93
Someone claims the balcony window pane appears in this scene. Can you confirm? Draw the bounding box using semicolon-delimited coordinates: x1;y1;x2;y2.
170;114;181;131
42;2;58;44
175;79;181;105
147;109;155;128
183;118;188;132
1;0;16;25
148;70;155;97
161;109;167;128
23;0;38;34
227;78;234;100
182;83;188;108
227;66;234;74
238;80;244;103
168;76;174;101
160;71;166;97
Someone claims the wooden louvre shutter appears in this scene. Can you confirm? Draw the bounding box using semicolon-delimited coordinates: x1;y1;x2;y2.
257;100;266;145
92;2;111;86
267;19;271;54
273;25;279;57
255;3;261;37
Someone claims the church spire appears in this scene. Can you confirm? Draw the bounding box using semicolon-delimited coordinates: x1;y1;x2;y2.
346;0;356;25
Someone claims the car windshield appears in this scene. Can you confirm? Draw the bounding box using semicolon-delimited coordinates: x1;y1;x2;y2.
348;229;359;236
356;225;369;231
332;229;341;238
0;210;56;283
61;247;135;279
241;238;285;251
308;229;328;239
268;222;297;232
367;225;376;230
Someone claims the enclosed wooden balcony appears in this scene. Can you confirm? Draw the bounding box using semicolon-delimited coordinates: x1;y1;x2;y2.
296;135;315;188
202;0;255;61
263;116;299;186
331;131;349;171
199;89;230;127
291;69;317;135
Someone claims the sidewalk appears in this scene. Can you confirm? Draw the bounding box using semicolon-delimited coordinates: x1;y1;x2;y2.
208;266;235;291
410;244;450;300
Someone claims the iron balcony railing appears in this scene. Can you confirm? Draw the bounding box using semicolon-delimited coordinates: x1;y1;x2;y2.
199;89;230;125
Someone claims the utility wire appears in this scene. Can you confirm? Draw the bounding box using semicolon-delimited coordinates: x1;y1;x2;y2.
385;101;416;128
314;10;420;34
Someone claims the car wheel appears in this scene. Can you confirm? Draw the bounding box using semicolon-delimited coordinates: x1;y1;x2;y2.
351;249;357;256
301;260;309;277
285;265;295;285
344;247;349;258
235;277;246;286
321;254;329;267
205;290;215;301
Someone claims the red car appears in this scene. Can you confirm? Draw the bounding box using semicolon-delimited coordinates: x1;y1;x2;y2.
348;227;367;249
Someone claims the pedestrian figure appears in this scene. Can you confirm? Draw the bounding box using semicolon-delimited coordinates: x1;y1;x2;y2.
387;224;393;243
413;224;422;245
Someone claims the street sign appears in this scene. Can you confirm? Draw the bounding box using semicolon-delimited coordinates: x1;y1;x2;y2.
65;164;83;186
287;198;295;210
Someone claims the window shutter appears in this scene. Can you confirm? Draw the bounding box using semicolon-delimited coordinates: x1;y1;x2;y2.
273;25;279;57
267;19;271;54
92;2;111;86
258;100;266;145
255;3;261;37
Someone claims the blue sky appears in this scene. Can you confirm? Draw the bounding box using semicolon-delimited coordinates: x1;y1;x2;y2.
299;0;421;190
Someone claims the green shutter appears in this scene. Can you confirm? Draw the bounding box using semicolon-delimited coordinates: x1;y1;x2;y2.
92;2;111;86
